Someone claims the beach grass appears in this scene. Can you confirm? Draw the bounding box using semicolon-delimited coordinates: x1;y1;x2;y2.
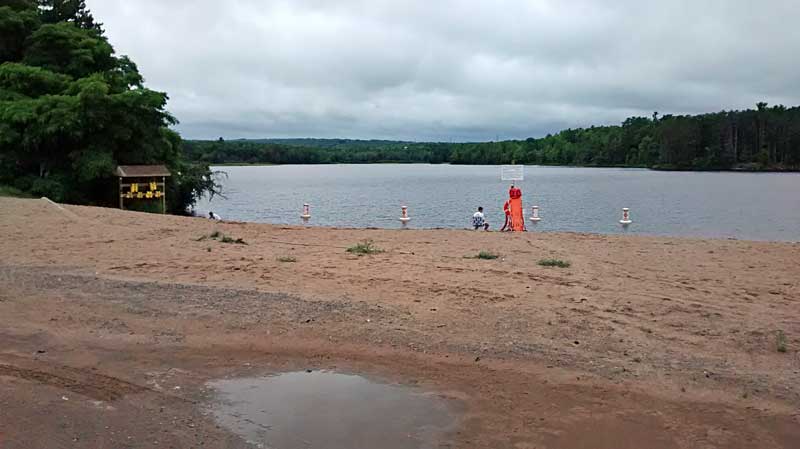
346;240;384;255
777;330;787;353
197;231;246;245
219;235;247;245
538;258;571;268
475;251;500;260
465;250;500;260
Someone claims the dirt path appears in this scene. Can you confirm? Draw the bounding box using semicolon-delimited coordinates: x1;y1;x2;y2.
1;197;798;448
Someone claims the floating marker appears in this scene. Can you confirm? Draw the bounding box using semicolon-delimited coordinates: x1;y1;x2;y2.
529;205;541;222
619;207;632;225
301;203;311;220
399;205;411;223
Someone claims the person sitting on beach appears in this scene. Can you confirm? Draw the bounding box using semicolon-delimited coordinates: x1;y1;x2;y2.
472;207;489;231
209;211;222;221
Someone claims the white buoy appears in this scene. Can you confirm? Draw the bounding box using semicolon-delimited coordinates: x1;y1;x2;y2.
619;207;632;225
529;205;541;222
301;203;311;220
399;205;411;223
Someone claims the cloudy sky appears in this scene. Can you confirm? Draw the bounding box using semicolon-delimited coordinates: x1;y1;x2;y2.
92;0;800;141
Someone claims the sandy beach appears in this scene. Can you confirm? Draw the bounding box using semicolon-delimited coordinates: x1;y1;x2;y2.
1;196;798;448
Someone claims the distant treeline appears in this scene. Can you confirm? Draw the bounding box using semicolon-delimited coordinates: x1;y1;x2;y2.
184;103;800;170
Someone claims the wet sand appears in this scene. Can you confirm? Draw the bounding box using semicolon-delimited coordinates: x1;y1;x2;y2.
1;197;799;448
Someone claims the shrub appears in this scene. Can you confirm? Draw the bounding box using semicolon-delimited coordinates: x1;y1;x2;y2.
30;177;65;201
0;185;33;198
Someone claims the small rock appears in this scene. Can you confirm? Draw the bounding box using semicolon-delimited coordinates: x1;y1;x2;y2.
474;356;481;362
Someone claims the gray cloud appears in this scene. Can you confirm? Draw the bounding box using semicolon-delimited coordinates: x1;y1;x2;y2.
91;0;800;141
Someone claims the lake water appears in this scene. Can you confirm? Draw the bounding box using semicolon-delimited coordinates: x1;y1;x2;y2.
198;165;800;242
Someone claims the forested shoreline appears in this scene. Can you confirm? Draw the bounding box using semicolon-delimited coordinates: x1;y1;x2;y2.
0;1;218;211
185;104;800;170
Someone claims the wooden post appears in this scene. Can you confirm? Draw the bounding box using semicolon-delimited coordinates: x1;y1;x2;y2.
119;177;124;210
162;176;166;214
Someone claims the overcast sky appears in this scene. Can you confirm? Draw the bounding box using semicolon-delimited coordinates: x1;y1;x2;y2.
92;0;800;141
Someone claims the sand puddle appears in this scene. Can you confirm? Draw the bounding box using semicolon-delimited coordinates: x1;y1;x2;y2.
207;371;458;449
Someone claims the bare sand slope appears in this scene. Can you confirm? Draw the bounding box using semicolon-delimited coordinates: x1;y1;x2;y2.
1;197;798;448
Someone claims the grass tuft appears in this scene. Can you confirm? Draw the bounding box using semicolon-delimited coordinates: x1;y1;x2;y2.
346;240;384;255
199;231;246;245
219;235;247;245
538;258;571;268
277;256;297;263
475;251;499;260
777;330;787;353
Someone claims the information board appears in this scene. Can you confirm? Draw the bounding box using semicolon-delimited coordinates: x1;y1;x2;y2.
501;165;524;181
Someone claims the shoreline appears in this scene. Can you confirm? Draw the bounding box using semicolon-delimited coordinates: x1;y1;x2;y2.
207;161;800;172
196;218;800;244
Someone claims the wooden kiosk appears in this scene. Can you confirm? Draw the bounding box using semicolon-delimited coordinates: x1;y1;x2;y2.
116;165;171;214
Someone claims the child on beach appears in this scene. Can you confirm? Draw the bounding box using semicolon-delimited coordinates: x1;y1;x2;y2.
501;200;511;231
472;207;489;230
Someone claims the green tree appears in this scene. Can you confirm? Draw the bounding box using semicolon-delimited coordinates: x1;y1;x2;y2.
0;1;217;210
0;1;40;63
38;0;101;31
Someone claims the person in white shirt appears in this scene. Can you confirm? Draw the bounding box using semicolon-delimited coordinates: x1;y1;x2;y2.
209;211;222;221
472;207;489;230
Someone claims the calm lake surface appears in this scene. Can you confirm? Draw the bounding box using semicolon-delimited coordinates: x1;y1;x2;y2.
198;165;800;242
